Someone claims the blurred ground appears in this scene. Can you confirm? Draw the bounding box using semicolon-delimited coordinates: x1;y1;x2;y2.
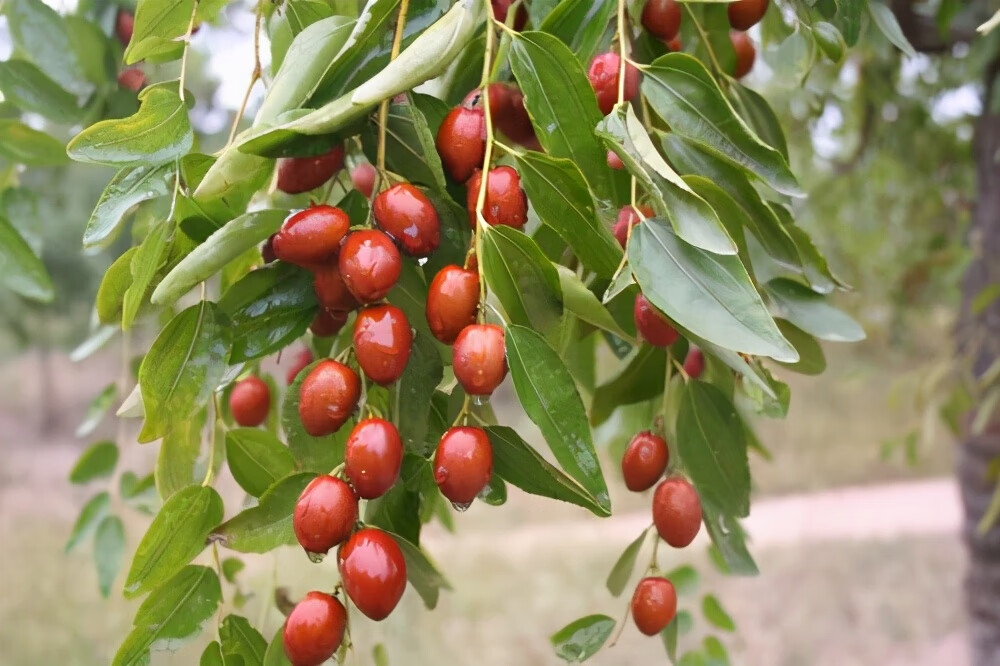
0;329;968;665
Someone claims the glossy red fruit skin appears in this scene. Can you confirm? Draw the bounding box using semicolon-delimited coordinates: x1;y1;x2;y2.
683;347;705;378
653;477;702;547
634;293;680;347
351;163;377;198
588;52;641;115
310;309;349;338
436;105;486;183
613;205;654;248
469;84;535;145
607;151;625;170
426;265;480;344
117;67;146;92
728;0;769;30
229;376;270;427
312;261;359;314
276;145;346;195
338;230;402;303
345;418;404;499
293;475;358;554
353;305;413;385
286;348;314;385
115;10;134;46
273;205;351;267
666;36;683;52
283;592;347;666
731;31;756;79
262;234;278;263
622;431;669;492
298;360;361;436
491;0;527;30
434;426;493;504
631;577;678;636
373;184;441;256
465;166;528;229
641;0;681;40
338;528;407;621
452;324;507;395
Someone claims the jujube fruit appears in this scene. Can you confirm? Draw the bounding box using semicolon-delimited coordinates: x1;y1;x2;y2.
607;151;625;170
345;418;403;499
353;305;413;385
588;52;641;115
338;528;407;621
262;234;278;263
286;347;313;385
452;324;507;396
634;293;680;347
276;145;345;195
631;577;678;636
338;230;402;303
115;9;134;46
312;261;359;314
283;592;347;666
272;205;350;267
666;36;683;52
614;205;654;248
351;163;377;198
465;166;528;229
117;67;146;92
437;104;485;183
310;309;349;338
373;184;441;256
621;431;669;492
731;31;756;79
434;426;494;504
293;475;358;554
426;265;480;344
683;346;705;378
652;477;702;547
641;0;681;41
298;360;361;436
728;0;768;30
229;375;270;427
469;84;534;145
491;0;527;30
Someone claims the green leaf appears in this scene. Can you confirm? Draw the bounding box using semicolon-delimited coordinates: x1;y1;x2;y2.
263;628;292;666
482;225;564;342
596;107;736;255
765;279;865;342
113;566;221;666
5;0;92;97
661;616;679;662
641;54;801;196
69;440;118;484
486;425;610;516
703;635;731;665
0;119;67;166
156;413;205;500
728;84;788;160
124;0;225;64
775;320;826;375
84;165;173;248
514;151;622;277
606;528;650;596
677;382;749;517
550;614;615;663
123;220;172;329
506;325;611;513
557;266;629;339
65;491;111;552
365;472;421;543
702;594;736;632
388;531;451;610
629;218;797;361
220;263;316;362
362;93;449;193
94;515;126;598
120;472;161;514
0;59;80;122
210;473;313;553
590;345;666;426
765;30;813;84
703;500;757;575
396;331;444;456
269;1;335;72
225;429;297;498
67;88;193;167
836;0;864;45
138;302;232;442
868;1;916;57
538;0;616;63
75;383;118;439
508;30;626;202
812;21;846;63
202;642;225;666
124;485;224;598
221;558;245;584
96;247;137;324
152;209;288;307
282;359;351;472
220;615;268;666
373;644;390;666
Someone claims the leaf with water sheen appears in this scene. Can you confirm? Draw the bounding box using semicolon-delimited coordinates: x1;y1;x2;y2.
225;429;296;498
550;614;616;662
210;473;314;553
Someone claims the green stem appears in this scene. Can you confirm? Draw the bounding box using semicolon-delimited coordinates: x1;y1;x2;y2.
473;16;497;322
178;0;200;103
683;4;725;77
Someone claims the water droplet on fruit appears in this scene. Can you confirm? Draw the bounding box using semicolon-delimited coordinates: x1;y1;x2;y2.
472;395;485;406
306;550;326;564
451;500;473;512
434;466;448;484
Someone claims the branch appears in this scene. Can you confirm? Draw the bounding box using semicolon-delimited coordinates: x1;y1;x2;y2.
889;0;979;53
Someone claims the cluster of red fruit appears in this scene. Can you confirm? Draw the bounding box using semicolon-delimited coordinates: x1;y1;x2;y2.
113;9;146;92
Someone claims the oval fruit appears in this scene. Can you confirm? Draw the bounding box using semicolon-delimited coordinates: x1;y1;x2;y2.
426;265;480;344
276;145;345;195
283;592;347;666
621;431;669;492
229;375;270;427
338;528;407;621
372;184;441;256
434;426;494;504
345;418;404;499
731;31;756;79
683;346;705;378
465;166;528;229
728;0;768;31
273;205;350;267
631;577;678;636
298;360;361;436
353;305;413;385
587;52;640;115
641;0;681;41
452;324;507;395
351;162;377;198
634;293;680;347
338;229;402;303
613;204;654;248
436;104;485;183
652;477;702;547
293;475;358;555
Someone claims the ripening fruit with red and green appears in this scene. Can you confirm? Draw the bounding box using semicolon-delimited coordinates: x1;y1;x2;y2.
607;150;625;170
614;204;654;248
634;293;680;347
276;145;345;194
293;475;358;555
338;229;402;303
229;375;270;427
453;324;507;396
351;163;377;198
465;166;528;229
286;348;313;385
426;265;480;344
345;418;403;499
491;0;527;30
312;261;359;314
353;305;413;385
437;102;485;183
622;431;669;492
728;0;768;30
310;309;349;338
434;426;494;504
731;30;756;79
373;183;441;256
283;592;347;666
338;528;407;620
641;0;681;41
273;205;350;266
631;577;678;636
588;52;640;115
683;346;705;378
298;360;361;436
653;477;702;547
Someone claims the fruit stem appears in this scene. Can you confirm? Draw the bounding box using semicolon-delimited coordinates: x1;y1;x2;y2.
178;0;200;104
683;4;726;78
474;13;497;323
226;1;264;147
376;0;412;177
201;392;222;487
662;347;674;419
648;531;661;573
616;0;628;105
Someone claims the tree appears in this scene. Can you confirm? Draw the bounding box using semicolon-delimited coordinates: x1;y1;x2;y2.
1;0;987;663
